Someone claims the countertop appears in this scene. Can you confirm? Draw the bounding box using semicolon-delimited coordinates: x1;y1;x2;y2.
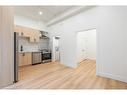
18;49;52;53
19;51;42;53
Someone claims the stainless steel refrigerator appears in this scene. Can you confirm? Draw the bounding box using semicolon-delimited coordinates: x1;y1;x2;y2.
14;32;19;83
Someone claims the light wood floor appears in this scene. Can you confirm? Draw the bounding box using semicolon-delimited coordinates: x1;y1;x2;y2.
6;60;127;89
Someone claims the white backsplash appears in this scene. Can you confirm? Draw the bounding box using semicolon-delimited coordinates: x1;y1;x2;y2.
23;45;39;52
18;37;49;52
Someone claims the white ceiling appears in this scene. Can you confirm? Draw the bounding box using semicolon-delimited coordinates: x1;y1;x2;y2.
14;6;77;23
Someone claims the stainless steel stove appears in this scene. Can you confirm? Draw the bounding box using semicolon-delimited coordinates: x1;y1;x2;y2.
32;49;52;65
41;49;52;63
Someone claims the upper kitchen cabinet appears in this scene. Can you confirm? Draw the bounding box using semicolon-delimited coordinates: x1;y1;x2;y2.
29;29;40;43
14;25;23;36
14;25;40;42
22;27;32;37
14;25;30;37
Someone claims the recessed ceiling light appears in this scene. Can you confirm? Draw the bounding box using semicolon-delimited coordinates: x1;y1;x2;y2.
38;11;43;15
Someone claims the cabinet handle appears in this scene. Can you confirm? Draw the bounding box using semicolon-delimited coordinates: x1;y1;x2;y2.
21;32;24;36
22;53;25;56
34;38;36;42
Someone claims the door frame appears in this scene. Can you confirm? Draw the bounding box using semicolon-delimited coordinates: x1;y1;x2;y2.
76;28;98;68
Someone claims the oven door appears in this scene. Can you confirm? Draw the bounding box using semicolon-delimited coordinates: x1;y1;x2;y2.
42;53;51;60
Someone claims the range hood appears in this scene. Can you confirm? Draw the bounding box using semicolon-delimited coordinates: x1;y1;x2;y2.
40;31;49;39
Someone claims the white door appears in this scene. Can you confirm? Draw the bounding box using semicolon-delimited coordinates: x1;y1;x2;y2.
85;29;96;60
55;38;60;61
81;36;87;60
53;36;60;62
77;29;96;63
77;32;87;62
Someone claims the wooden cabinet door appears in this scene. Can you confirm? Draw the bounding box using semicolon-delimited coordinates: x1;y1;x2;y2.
35;30;40;42
23;53;32;65
22;27;31;37
18;53;24;66
14;25;40;42
19;53;32;66
29;29;40;42
14;25;23;36
29;29;35;42
33;30;40;42
27;53;32;64
29;37;35;42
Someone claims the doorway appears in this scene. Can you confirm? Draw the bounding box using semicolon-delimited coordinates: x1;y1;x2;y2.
77;29;96;63
52;36;60;62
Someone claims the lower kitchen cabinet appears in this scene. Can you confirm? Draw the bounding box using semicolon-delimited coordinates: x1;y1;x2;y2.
19;52;32;66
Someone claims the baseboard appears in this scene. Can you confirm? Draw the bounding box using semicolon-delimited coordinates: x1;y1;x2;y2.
87;58;96;61
0;82;13;89
60;62;77;69
97;72;127;83
78;58;96;63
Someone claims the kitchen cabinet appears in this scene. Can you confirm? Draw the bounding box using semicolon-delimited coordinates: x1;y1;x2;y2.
33;30;40;42
29;29;40;42
22;27;31;37
19;52;32;66
14;25;40;42
14;25;23;36
14;25;29;37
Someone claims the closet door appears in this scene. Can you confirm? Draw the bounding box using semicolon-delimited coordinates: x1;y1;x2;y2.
77;32;87;62
55;38;60;61
81;35;87;61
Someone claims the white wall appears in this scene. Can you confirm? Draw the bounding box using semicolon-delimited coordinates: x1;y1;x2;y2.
77;29;96;62
14;14;47;31
39;39;50;50
0;7;14;88
49;23;77;68
97;7;127;83
48;7;97;68
48;6;127;83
